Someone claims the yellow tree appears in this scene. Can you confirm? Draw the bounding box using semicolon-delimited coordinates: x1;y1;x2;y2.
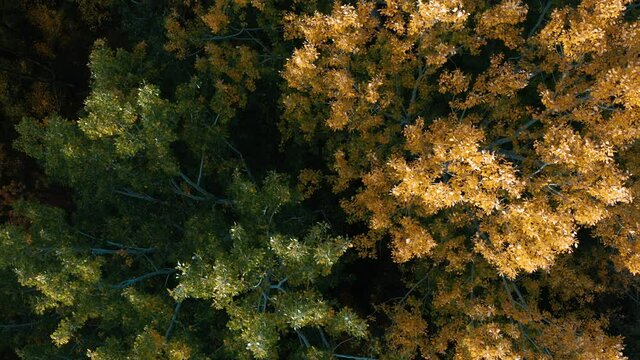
282;0;639;357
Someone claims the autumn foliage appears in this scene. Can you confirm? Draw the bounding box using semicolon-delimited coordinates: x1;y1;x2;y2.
1;0;640;359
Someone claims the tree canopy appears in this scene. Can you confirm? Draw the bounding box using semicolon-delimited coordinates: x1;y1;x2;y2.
1;0;639;359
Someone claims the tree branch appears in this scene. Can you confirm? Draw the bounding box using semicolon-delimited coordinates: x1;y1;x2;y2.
334;354;377;360
111;268;176;289
113;188;161;203
296;329;310;348
528;0;553;38
165;301;183;340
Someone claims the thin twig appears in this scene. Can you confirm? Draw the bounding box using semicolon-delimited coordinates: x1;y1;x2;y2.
113;188;160;203
111;268;176;289
333;354;377;360
332;337;355;353
529;162;550;179
406;66;426;120
197;150;205;186
528;0;553;38
221;137;255;183
400;274;429;303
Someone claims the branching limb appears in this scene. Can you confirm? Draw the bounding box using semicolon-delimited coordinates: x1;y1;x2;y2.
270;277;288;292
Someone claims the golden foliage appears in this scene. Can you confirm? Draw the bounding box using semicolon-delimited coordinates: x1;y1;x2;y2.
476;0;528;49
282;0;640;282
382;297;430;358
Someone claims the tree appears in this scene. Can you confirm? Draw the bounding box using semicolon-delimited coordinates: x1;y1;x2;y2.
281;0;639;357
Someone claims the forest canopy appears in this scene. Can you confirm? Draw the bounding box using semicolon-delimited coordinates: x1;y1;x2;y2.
1;0;639;359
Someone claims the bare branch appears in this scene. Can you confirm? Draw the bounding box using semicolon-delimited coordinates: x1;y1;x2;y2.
111;268;176;289
165;301;183;340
